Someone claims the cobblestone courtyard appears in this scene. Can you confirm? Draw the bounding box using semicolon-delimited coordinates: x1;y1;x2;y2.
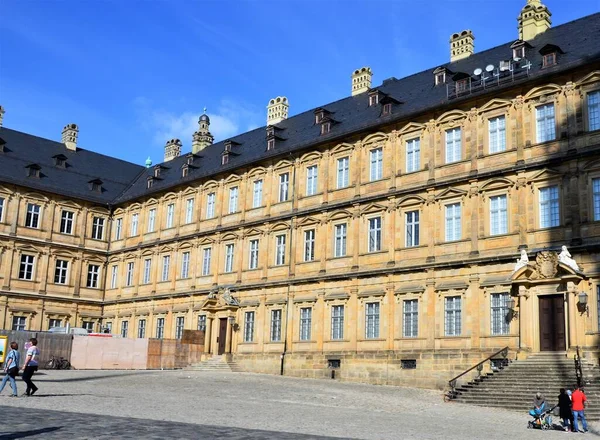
0;370;598;439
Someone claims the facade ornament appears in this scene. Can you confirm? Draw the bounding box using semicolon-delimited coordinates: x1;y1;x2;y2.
558;245;580;271
532;251;559;279
512;95;524;110
221;287;239;306
513;249;529;272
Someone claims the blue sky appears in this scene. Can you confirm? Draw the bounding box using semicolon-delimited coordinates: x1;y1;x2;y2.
1;0;598;166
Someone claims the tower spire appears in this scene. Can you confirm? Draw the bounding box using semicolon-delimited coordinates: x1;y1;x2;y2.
192;108;214;154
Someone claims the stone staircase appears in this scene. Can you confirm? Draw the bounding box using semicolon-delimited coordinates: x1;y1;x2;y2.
186;355;242;372
453;352;600;420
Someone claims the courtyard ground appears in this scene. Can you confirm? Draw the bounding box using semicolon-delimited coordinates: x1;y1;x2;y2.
0;370;597;439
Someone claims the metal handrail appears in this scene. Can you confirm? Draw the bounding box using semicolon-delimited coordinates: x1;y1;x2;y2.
447;346;509;399
575;346;583;388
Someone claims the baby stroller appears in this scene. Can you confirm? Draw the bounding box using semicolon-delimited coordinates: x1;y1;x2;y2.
527;402;557;430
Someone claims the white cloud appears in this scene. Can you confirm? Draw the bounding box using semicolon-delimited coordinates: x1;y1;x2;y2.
133;97;263;151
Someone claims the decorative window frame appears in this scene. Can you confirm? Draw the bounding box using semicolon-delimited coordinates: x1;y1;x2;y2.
479;178;515;237
528;168;563;230
397;122;426;175
394;286;425;339
435;284;469;338
357;290;386;341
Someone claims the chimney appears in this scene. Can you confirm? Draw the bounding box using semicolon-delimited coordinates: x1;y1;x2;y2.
518;0;551;41
61;123;79;151
267;97;289;126
351;67;372;96
0;105;5;128
192;109;214;154
450;30;475;62
164;138;182;162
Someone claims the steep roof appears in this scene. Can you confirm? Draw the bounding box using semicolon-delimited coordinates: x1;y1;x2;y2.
1;13;599;207
0;128;144;204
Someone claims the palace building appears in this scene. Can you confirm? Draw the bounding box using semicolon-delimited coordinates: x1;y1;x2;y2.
1;1;600;388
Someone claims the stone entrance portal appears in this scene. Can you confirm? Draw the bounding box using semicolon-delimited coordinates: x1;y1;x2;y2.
539;294;566;351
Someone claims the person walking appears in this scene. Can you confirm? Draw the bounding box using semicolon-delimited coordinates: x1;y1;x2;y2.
0;342;20;397
571;386;588;433
557;388;573;432
21;338;40;396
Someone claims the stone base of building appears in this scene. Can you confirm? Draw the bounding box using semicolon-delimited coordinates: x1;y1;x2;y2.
230;349;511;390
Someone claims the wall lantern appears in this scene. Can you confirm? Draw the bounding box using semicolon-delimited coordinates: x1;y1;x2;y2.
577;292;589;316
578;292;588;305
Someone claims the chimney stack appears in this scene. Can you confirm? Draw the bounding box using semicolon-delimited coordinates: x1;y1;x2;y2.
61;123;79;151
267;97;289;126
351;67;372;96
450;30;475;62
192;109;214;154
0;105;5;128
164;138;182;162
518;0;551;41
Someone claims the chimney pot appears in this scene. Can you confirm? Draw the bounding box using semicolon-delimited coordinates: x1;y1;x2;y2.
351;67;372;96
266;96;289;125
450;30;475;62
61;123;79;151
164;138;182;162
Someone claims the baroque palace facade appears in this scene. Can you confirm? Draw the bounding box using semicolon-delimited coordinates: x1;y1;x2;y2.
1;1;600;388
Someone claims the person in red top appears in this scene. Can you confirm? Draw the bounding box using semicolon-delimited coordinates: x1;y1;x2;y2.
571;386;588;433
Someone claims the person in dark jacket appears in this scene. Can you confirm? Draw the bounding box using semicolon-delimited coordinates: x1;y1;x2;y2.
558;388;573;432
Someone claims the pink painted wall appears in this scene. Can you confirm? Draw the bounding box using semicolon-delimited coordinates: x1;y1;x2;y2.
71;336;149;370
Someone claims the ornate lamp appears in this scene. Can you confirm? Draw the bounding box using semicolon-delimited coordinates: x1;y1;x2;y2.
577;291;589;316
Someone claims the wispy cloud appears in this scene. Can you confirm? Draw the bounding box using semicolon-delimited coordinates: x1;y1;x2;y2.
133;97;263;150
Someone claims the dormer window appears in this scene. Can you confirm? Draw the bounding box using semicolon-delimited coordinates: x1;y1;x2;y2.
267;138;275;151
315;112;324;124
433;66;447;86
186;155;194;165
513;46;525;60
25;164;41;178
154;167;161;178
88;178;103;192
382;103;392;115
542;52;556;68
222;153;229;165
182;165;189;177
368;93;379;107
225;143;231;152
539;44;563;69
456;78;468;93
321;122;331;135
53;154;67;168
147;177;154;189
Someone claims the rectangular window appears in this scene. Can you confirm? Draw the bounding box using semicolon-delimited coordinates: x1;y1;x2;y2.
365;302;380;339
249;239;259;270
19;254;34;280
270;309;282;342
405;210;420;247
206;193;216;219
60;210;74;234
12;316;26;331
82;321;94;332
368;217;382;252
114;218;123;240
593;178;600;221
197;315;206;332
126;262;134;287
105;322;112;334
131;213;139;236
110;265;118;289
0;197;4;222
403;299;418;338
334;223;347;257
406;138;420;173
161;255;170;282
337;157;350;189
445;127;462;163
48;318;62;329
539;186;560;228
588;91;600;131
369;147;383;181
331;305;344;340
181;251;190;278
87;264;100;288
489;116;506;153
143;259;151;284
445;296;462;336
252;180;263;208
202;247;212;276
225;244;234;273
54;259;68;285
185;198;194;224
166;203;175;228
121;320;129;338
536;103;556;143
279;173;289;202
25;203;40;228
138;319;146;338
91;217;104;240
445;203;462;242
147;208;156;232
304;229;315;262
299;307;312;341
228;187;238;214
275;234;286;265
306;165;318;196
156;317;165;339
491;292;510;336
175;316;185;339
244;311;255;342
490;194;508;235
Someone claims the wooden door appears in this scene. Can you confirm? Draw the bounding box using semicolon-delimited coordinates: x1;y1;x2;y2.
539;295;566;351
217;318;227;355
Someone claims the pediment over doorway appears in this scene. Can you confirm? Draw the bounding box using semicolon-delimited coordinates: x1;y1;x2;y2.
197;287;240;312
511;249;586;285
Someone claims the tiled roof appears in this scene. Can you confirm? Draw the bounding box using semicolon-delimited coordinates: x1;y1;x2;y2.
1;13;599;206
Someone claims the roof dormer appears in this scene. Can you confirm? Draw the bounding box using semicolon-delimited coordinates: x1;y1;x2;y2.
53;154;68;168
379;94;402;117
314;107;332;124
368;89;380;107
539;44;564;68
25;163;41;178
0;137;7;153
266;125;286;151
510;39;532;60
88;178;103;192
433;66;451;86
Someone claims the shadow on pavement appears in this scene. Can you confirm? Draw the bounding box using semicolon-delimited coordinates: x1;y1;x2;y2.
39;371;156;383
0;427;62;439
